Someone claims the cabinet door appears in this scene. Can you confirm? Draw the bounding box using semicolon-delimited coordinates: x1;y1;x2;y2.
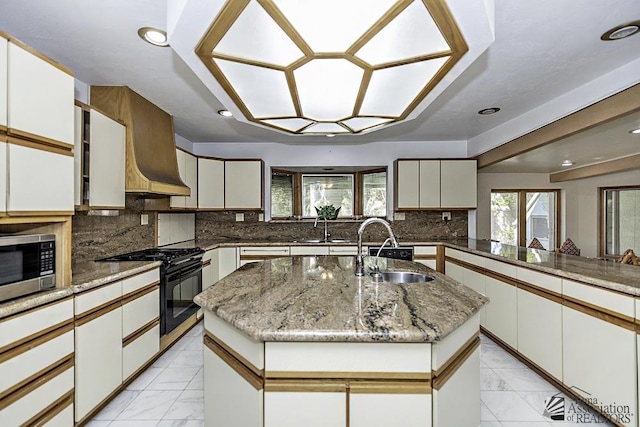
0;141;6;213
89;109;126;208
203;249;219;290
73;106;83;206
419;160;440;208
218;247;238;280
170;149;187;208
7;42;74;145
265;392;345;427
432;347;479;427
0;35;7;129
184;151;198;208
225;160;262;209
462;268;486;326
517;288;562;380
290;245;330;256
198;158;224;209
351;393;431;427
440;160;476;208
75;306;123;421
7;143;74;213
563;306;637;426
484;277;517;348
396;160;419;209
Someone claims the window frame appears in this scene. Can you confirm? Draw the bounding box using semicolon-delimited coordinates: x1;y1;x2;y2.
598;185;640;259
270;167;387;219
491;188;562;249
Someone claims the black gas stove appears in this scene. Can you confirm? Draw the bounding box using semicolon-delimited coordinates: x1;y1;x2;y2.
98;246;205;336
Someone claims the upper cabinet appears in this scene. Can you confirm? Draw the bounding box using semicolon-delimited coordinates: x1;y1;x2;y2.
170;149;198;209
0;35;74;215
74;104;126;209
395;159;477;210
7;40;74;146
225;160;263;210
198;157;224;209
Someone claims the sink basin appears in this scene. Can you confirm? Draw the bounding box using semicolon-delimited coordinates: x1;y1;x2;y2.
373;271;434;284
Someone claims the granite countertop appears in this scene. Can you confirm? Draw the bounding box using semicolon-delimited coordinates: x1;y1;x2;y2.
0;288;74;320
71;260;162;293
194;255;487;343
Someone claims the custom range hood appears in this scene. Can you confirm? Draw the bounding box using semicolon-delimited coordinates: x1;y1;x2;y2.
90;86;190;197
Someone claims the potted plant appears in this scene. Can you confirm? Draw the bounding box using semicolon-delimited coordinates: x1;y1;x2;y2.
315;204;341;220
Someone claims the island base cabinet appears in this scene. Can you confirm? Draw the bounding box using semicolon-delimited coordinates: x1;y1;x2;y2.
484;277;517;349
516;288;562;380
351;393;431;427
265;392;345;427
563;306;637;426
432;347;480;427
204;348;263;427
122;325;159;381
75;307;123;422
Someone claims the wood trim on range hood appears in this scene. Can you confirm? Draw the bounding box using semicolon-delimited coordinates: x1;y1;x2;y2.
90;86;190;197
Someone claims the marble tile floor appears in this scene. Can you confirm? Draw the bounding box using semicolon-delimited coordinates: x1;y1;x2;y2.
87;323;613;427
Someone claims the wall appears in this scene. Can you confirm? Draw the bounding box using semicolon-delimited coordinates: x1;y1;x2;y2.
196;210;468;243
477;169;640;258
72;195;156;264
194;140;468;220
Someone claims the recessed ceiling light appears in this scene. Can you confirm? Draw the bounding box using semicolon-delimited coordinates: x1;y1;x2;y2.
601;21;640;41
217;110;233;118
478;107;500;115
561;160;574;167
137;27;169;47
629;127;640;134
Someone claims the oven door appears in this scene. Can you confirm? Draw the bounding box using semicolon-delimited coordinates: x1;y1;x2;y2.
161;259;203;336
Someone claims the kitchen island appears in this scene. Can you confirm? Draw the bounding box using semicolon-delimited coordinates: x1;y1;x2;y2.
194;255;487;427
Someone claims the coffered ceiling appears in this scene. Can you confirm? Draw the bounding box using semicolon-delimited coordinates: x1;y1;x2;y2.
0;0;639;167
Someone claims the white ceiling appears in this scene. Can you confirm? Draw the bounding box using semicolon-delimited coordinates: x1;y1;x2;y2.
0;0;639;164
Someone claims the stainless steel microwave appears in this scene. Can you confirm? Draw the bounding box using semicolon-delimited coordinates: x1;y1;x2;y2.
0;234;56;303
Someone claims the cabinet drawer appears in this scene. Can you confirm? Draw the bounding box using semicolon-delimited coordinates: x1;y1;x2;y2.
122;268;160;296
516;267;561;294
0;298;73;350
43;402;74;427
75;281;121;316
0;330;74;396
329;246;358;255
0;365;74;427
484;258;516;278
563;279;634;319
122;289;159;338
123;324;159;381
240;247;290;256
414;246;437;256
290;246;329;256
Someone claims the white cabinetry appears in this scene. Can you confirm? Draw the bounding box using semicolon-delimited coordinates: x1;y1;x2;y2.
440;160;477;208
0;298;75;426
562;279;636;426
329;245;359;256
7;40;74;145
219;247;239;280
225;160;263;210
0;140;5;214
239;246;290;266
74;282;123;422
74;105;126;208
171;149;198;209
198;157;225;209
290;245;330;256
7;143;74;213
484;276;517;348
395;160;476;210
414;246;437;270
265;392;345;427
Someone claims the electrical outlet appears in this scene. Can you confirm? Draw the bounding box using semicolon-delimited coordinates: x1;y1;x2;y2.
442;211;451;222
258;213;264;222
140;214;149;225
235;213;245;222
394;212;406;221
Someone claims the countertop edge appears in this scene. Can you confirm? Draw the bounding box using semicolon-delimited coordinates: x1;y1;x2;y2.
0;288;74;320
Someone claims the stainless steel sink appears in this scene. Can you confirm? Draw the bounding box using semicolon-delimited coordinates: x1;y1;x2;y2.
373;271;434;283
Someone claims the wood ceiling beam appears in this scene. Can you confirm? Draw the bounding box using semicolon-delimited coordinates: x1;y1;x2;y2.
549;153;640;183
476;83;640;169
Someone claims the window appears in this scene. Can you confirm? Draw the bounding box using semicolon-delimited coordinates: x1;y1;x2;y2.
491;190;560;250
270;168;386;219
600;186;640;258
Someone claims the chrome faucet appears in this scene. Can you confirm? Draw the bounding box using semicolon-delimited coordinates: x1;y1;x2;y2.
314;215;330;242
355;218;399;276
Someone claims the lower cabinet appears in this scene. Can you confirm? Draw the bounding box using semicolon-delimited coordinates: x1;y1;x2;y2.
516;288;562;380
484;276;517;348
290;245;330;256
239;246;290;266
351;393;431;427
0;298;75;426
75;304;123;421
265;392;345;427
219;247;239;280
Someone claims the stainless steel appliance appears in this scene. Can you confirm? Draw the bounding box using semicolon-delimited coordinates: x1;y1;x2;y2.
98;247;205;335
368;246;414;261
0;234;56;303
